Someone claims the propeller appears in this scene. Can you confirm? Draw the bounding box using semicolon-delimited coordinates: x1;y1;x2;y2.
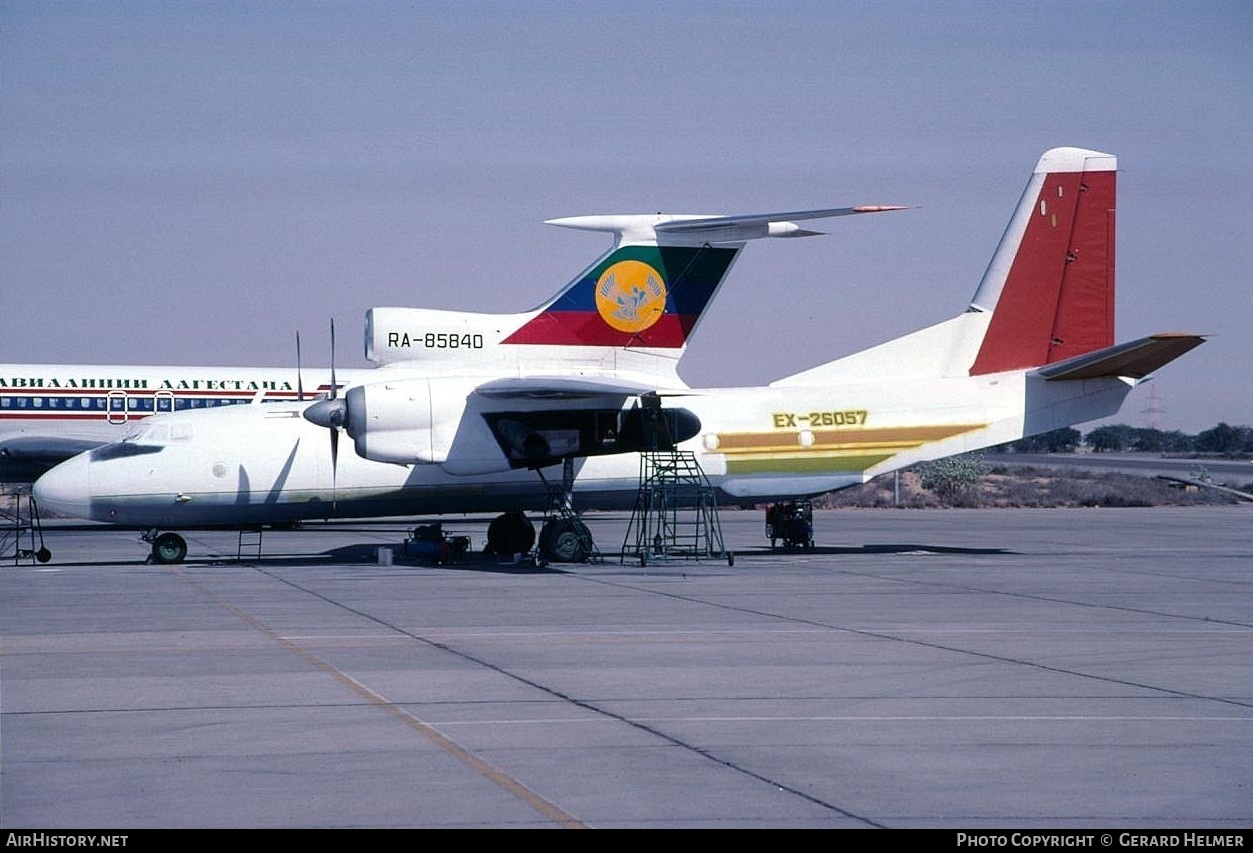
302;319;345;506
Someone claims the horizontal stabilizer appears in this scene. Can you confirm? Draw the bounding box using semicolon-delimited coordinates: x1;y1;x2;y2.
545;206;907;245
653;206;909;238
1033;333;1205;381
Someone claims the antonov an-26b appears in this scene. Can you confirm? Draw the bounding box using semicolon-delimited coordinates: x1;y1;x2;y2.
33;147;1204;564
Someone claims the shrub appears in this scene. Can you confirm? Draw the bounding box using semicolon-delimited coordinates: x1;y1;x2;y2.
917;454;987;506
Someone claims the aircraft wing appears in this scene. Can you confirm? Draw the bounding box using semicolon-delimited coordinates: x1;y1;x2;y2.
471;376;693;400
1033;333;1206;381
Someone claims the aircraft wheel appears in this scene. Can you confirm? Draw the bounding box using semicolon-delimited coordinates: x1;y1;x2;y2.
36;547;51;564
486;511;536;555
538;518;591;563
151;532;187;565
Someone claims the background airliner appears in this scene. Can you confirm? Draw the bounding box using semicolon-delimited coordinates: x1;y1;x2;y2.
0;365;369;483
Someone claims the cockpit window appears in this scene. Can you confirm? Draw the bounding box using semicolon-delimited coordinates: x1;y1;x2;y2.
142;424;171;443
118;419;192;445
90;441;164;462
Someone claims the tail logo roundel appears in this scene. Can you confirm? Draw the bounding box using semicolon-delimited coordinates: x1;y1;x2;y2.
595;260;667;334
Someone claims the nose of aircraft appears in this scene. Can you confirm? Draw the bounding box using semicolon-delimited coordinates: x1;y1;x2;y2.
33;453;93;521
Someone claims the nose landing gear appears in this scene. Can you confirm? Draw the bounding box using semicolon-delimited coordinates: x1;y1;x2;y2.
144;530;188;564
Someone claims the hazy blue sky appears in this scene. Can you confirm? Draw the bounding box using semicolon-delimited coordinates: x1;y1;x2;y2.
2;1;1249;433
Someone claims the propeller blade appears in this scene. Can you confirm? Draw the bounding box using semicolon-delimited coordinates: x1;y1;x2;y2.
296;332;305;402
302;318;348;427
328;318;342;510
330;425;339;509
295;319;348;509
329;318;338;401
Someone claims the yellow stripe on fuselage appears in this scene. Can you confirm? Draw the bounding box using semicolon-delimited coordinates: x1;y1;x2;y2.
710;423;986;475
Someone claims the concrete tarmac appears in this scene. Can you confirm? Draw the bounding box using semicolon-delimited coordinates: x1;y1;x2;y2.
3;506;1251;829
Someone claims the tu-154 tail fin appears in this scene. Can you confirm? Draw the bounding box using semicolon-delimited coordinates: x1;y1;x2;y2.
365;206;905;382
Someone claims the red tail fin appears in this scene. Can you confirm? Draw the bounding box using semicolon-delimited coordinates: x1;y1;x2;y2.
969;148;1117;375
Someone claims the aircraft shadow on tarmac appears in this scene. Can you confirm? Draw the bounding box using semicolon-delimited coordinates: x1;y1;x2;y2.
15;538;1009;570
748;543;1013;556
225;541;1015;570
317;543;571;574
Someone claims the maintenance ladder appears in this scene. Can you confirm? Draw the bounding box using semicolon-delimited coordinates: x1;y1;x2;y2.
1;488;50;564
622;450;730;566
238;527;264;561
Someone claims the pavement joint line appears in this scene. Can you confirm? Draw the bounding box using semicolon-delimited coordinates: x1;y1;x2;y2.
248;563;890;829
168;563;588;830
579;574;1253;711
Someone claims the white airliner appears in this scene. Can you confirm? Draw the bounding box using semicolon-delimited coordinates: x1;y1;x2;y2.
33;148;1203;565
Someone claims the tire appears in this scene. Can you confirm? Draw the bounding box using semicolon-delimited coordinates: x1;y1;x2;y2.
538;517;592;563
485;511;535;555
151;532;187;565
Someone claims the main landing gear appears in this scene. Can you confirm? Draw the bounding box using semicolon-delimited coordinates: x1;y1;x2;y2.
484;510;537;557
532;458;599;565
537;515;594;564
483;460;602;566
484;509;594;565
144;530;188;564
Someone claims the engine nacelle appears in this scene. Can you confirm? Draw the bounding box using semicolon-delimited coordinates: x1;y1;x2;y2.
337;376;703;475
344;378;464;465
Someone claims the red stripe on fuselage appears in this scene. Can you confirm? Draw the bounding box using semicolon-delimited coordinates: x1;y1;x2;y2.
501;312;698;347
0;388;310;399
0;412;120;421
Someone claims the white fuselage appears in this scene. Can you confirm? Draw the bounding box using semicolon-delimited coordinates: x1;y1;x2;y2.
31;368;1136;527
28;148;1197;531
